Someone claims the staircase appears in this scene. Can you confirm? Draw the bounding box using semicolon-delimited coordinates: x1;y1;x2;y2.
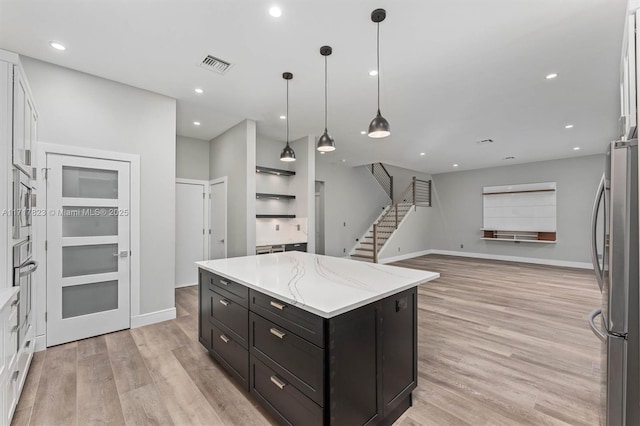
351;202;414;262
351;168;432;263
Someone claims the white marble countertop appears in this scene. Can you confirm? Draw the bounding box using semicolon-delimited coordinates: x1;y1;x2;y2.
196;252;439;318
256;239;307;247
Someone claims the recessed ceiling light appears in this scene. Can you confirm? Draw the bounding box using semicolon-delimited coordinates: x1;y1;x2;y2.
565;124;574;129
194;88;204;94
269;6;282;17
453;164;459;167
420;152;426;156
573;146;581;151
360;131;366;135
193;121;201;126
341;159;346;162
545;73;558;80
369;70;378;76
49;41;66;51
280;115;286;120
504;156;516;160
320;152;326;155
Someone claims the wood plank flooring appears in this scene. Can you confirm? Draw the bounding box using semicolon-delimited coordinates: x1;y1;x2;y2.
12;255;602;425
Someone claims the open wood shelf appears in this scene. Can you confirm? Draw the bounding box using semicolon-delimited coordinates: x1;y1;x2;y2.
256;193;295;200
256;214;296;219
481;229;556;243
255;166;295;176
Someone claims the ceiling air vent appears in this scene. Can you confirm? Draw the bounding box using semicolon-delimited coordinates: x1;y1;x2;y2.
476;138;494;145
199;55;232;75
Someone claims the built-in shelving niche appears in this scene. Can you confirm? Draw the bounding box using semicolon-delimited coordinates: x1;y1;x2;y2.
256;193;295;200
255;166;296;176
256;214;296;219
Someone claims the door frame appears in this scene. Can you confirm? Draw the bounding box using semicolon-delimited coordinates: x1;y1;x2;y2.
175;178;209;287
35;142;140;351
208;176;228;259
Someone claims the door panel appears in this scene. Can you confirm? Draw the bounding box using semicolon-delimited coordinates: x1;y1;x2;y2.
209;181;226;259
175;182;205;287
46;154;130;346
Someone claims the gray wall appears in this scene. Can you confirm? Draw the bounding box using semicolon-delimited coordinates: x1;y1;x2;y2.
428;154;605;264
22;57;177;319
176;135;209;180
383;164;432;204
209;119;256;257
316;160;389;257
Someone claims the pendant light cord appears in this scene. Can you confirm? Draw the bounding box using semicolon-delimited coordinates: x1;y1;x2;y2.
324;55;328;129
286;79;290;143
376;22;380;111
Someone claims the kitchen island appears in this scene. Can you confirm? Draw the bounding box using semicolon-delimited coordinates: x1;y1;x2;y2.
196;252;439;425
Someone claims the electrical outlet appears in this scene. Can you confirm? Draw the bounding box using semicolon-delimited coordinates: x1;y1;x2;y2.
460;244;463;249
398;247;400;252
343;222;346;227
276;225;279;231
297;224;300;231
343;248;346;253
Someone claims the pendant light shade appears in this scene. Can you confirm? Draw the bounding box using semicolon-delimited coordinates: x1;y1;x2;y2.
317;45;336;152
280;72;296;162
368;8;390;139
280;142;296;162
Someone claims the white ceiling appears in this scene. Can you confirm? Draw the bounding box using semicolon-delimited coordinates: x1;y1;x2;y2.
0;0;628;173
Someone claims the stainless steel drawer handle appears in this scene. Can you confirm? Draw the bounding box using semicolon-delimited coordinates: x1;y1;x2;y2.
270;375;287;390
220;334;230;344
270;301;286;310
220;280;229;286
25;340;31;348
12;371;18;382
269;328;286;339
219;299;230;307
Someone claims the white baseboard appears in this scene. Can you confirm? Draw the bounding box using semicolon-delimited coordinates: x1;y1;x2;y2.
175;282;197;289
35;334;46;352
429;249;593;269
33;308;177;351
131;307;177;328
378;250;433;264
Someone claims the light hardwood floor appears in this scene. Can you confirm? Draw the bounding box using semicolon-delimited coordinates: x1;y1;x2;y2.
12;255;602;425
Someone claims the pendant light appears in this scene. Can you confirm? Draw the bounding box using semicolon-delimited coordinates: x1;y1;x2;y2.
368;8;390;139
317;46;336;152
280;72;296;162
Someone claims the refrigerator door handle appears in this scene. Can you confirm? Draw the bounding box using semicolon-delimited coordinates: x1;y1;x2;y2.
590;174;605;292
588;308;607;343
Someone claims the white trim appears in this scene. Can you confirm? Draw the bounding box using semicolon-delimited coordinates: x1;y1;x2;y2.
378;249;434;264
131;307;176;328
176;177;208;186
34;334;46;352
429;249;593;269
175;282;197;289
208;176;228;259
35;142;142;341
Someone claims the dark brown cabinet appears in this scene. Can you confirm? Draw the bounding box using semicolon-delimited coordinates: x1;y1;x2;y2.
198;268;418;425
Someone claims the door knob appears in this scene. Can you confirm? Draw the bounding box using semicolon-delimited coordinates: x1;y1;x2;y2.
219;239;225;243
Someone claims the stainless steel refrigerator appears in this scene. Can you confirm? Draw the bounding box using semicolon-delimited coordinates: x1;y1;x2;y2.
589;139;639;426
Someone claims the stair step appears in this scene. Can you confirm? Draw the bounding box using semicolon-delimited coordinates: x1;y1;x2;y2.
351;253;374;260
355;247;374;252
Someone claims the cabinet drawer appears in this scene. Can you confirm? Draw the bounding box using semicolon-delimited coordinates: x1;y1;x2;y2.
250;290;324;348
250;313;324;406
208;273;248;307
209;322;249;389
284;243;307;252
250;356;322;426
210;290;248;349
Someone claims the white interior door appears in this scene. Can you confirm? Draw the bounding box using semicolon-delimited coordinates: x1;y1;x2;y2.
209;181;227;259
46;154;130;346
175;181;206;287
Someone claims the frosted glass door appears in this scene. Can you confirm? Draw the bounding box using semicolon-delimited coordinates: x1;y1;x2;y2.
46;154;131;346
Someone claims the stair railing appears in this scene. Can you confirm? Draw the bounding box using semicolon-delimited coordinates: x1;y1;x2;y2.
371;177;432;263
370;163;393;201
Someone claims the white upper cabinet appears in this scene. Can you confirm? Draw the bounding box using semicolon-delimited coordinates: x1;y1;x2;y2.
12;67;36;177
621;10;638;140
